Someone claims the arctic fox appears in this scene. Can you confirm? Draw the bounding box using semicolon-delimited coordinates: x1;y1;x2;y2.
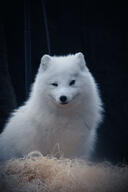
0;52;103;161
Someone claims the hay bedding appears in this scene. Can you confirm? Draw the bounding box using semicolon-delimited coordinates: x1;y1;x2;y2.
0;151;128;192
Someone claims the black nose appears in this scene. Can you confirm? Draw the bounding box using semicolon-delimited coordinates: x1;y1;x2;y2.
60;95;67;103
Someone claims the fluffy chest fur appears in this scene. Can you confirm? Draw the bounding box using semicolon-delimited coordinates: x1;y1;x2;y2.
29;108;88;158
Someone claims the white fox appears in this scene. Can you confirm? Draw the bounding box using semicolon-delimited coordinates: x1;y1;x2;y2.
0;52;103;161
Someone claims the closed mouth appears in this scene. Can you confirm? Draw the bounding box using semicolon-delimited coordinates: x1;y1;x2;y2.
49;93;80;107
49;95;69;106
60;101;69;105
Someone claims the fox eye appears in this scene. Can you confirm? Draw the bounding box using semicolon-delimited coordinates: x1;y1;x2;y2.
51;83;58;87
69;80;75;86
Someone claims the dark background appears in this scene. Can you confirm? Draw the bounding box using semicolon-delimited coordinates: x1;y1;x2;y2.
0;0;128;164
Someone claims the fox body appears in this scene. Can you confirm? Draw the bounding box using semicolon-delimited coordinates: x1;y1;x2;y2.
0;53;103;161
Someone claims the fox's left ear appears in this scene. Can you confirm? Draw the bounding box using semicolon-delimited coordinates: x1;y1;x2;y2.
75;52;88;71
40;54;51;71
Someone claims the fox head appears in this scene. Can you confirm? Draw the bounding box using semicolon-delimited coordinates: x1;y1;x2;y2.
34;53;92;107
30;52;101;114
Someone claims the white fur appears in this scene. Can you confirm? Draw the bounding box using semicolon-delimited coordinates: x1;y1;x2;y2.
0;53;103;161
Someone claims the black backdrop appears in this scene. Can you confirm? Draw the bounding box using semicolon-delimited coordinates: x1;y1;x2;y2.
0;0;128;164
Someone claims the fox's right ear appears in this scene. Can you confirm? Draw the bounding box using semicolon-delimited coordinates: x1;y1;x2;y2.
40;54;51;71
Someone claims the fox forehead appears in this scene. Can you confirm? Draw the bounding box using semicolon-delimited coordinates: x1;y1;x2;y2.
48;63;80;75
47;55;81;70
47;71;79;82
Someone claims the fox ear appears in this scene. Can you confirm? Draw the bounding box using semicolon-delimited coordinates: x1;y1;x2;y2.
40;54;51;71
75;52;87;71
